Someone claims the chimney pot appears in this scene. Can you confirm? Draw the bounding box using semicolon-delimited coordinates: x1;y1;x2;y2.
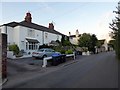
49;23;54;30
25;12;32;23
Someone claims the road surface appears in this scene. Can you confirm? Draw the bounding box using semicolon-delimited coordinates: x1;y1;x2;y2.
4;51;118;88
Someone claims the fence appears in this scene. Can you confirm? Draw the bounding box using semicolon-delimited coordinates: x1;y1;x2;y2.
42;53;75;67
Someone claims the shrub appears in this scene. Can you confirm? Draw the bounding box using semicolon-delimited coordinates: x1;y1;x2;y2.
60;49;66;54
65;50;73;54
8;44;20;55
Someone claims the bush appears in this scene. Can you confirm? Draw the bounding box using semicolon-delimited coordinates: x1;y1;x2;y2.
8;44;20;55
39;44;51;49
65;50;73;54
60;50;66;54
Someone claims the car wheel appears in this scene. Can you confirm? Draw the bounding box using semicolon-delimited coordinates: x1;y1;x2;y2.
42;55;47;59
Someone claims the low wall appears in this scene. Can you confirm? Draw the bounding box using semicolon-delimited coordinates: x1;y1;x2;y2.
82;51;90;55
7;51;16;59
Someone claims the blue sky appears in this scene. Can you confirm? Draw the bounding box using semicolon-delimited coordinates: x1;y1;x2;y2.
1;2;119;41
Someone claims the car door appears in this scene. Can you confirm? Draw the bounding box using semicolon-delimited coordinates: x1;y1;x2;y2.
48;49;55;56
45;49;51;57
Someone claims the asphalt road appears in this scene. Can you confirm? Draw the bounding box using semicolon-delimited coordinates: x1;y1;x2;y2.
4;51;119;88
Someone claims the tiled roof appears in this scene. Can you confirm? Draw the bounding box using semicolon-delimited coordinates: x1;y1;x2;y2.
3;21;64;36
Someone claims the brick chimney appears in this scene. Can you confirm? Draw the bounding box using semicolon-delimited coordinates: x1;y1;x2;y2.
25;12;32;23
69;32;71;36
76;29;79;37
48;23;54;30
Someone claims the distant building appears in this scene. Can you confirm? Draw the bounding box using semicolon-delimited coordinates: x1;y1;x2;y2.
69;30;81;45
0;12;64;55
97;39;108;52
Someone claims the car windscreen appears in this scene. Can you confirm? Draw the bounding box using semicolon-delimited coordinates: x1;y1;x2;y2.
38;49;44;52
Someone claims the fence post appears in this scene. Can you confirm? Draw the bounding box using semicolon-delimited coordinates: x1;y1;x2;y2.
42;58;47;67
73;52;75;60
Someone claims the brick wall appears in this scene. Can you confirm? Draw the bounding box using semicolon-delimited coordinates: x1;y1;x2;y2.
0;33;7;79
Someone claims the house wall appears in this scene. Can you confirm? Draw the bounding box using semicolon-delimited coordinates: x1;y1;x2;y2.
0;26;14;45
7;26;14;45
102;40;108;51
44;31;62;44
1;25;62;55
17;26;62;54
18;26;43;53
69;37;79;45
0;26;6;34
13;26;20;47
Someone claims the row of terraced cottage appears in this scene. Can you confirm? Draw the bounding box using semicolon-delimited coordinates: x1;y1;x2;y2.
0;12;111;59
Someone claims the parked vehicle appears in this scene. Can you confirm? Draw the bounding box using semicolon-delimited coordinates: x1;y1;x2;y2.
32;48;61;59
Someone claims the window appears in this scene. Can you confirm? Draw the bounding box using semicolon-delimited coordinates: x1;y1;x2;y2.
28;29;35;38
26;42;38;50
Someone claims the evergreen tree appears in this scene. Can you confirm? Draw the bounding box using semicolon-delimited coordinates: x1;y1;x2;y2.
109;2;120;60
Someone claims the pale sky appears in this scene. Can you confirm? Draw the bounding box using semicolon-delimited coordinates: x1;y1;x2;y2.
0;1;119;42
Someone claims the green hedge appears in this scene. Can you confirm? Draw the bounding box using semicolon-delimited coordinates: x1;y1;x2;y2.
65;50;73;54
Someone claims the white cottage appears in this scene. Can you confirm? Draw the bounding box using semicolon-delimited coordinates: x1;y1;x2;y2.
69;30;81;45
0;12;63;55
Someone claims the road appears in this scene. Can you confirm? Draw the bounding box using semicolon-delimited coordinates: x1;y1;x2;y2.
4;51;118;88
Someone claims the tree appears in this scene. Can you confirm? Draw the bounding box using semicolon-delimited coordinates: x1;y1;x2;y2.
90;34;98;53
78;33;98;53
78;33;91;48
109;2;120;60
108;40;115;49
61;35;71;46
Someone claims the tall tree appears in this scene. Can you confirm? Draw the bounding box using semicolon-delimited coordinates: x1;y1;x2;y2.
78;33;98;53
109;2;120;60
90;34;98;53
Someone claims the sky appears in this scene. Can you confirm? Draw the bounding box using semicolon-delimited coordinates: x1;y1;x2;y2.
0;1;119;42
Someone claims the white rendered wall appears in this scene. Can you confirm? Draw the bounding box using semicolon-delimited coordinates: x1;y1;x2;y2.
7;26;14;44
44;32;62;44
18;26;43;51
0;26;14;45
0;26;6;34
103;40;108;51
69;37;79;45
13;26;20;48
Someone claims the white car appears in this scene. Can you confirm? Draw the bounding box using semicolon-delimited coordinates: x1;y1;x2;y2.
32;48;61;59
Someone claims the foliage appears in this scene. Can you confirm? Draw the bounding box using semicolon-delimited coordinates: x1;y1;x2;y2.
108;40;115;49
8;44;20;55
56;40;60;44
65;49;73;54
39;44;52;49
89;34;98;53
61;35;71;46
109;2;120;60
78;33;91;48
78;33;98;53
60;49;66;54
